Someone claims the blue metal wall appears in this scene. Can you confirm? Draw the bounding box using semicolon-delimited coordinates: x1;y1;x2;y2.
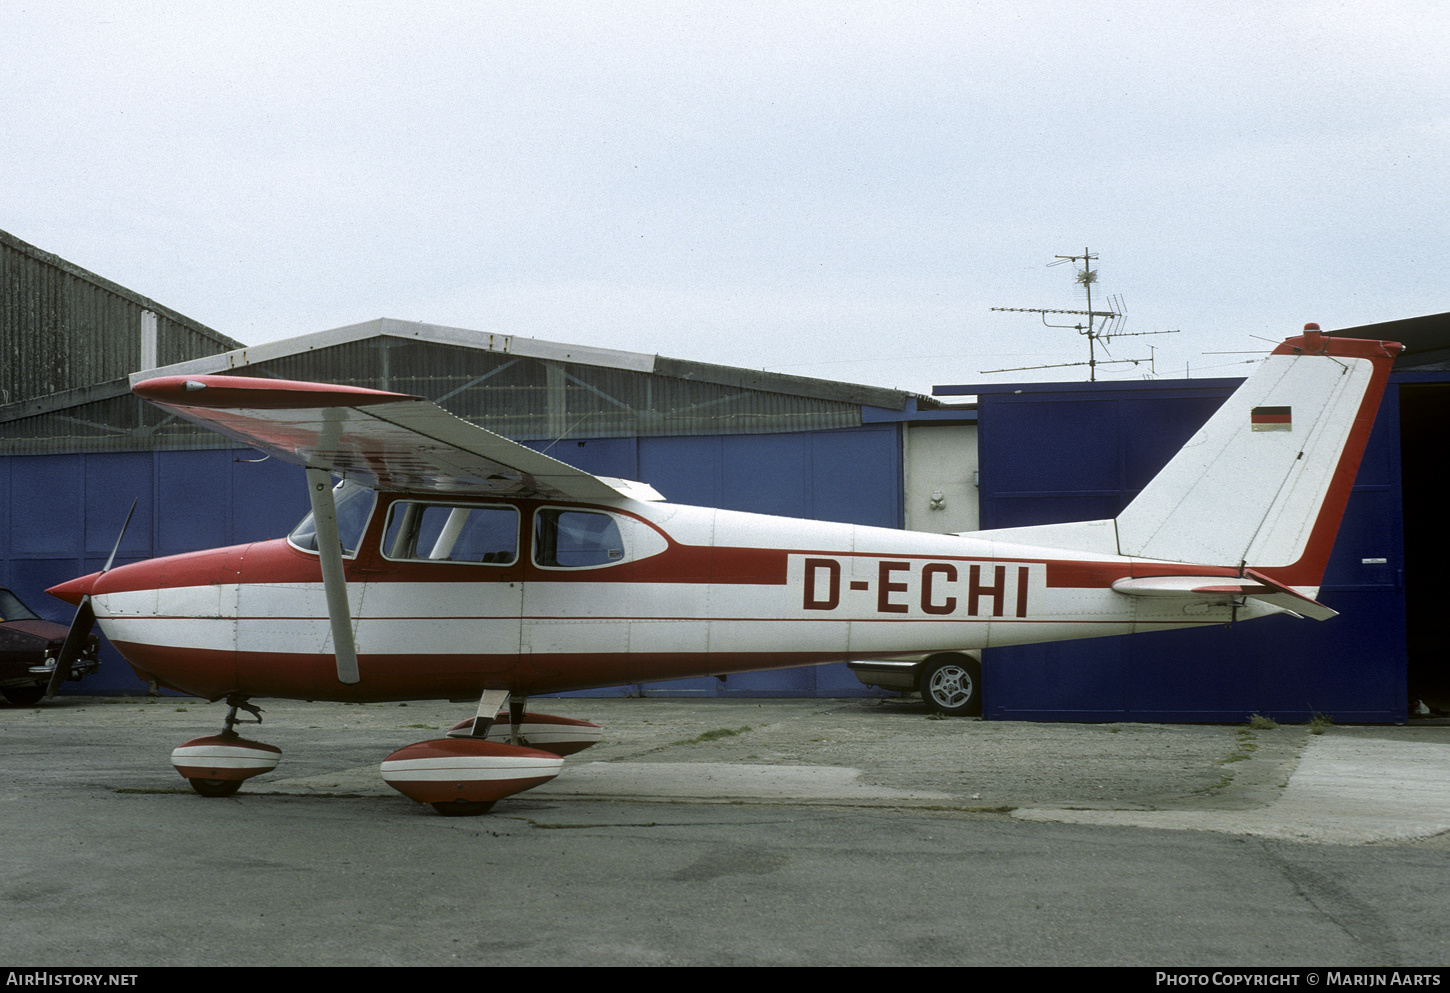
2;424;902;698
3;450;311;696
969;378;1407;723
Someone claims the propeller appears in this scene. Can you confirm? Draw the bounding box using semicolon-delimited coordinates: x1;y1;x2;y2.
45;500;136;700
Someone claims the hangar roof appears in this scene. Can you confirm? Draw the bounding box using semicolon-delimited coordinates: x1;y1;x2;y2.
1;228;242;407
2;317;941;454
1337;311;1450;371
130;317;917;410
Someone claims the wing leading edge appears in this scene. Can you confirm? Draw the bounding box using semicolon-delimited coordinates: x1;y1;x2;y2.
133;375;664;502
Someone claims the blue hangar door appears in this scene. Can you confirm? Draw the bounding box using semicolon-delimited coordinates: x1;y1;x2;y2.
971;378;1407;724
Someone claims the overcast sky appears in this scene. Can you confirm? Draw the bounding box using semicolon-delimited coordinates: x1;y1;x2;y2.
3;1;1447;393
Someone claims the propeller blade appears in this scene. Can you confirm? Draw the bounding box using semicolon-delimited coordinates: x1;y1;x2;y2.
45;499;136;700
101;500;137;573
44;598;94;699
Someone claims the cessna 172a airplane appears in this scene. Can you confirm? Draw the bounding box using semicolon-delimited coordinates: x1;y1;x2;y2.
46;325;1401;815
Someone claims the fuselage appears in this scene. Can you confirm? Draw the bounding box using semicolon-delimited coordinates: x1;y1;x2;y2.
60;493;1254;702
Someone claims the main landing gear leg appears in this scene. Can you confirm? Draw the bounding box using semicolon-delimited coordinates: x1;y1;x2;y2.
455;690;529;745
466;688;509;739
445;693;603;756
508;692;528;746
171;694;281;798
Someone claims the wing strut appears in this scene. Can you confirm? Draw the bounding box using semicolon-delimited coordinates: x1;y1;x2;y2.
306;468;361;685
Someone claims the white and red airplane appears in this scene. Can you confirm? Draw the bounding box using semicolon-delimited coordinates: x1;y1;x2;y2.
46;325;1401;815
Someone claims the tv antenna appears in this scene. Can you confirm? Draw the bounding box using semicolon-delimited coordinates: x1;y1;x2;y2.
986;248;1177;381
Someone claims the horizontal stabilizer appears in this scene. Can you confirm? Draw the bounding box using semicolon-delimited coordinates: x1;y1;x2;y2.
1112;571;1337;621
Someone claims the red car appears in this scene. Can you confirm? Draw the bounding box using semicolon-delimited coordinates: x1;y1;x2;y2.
0;588;100;705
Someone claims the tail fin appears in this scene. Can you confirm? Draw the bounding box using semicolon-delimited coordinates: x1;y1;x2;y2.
1114;326;1401;588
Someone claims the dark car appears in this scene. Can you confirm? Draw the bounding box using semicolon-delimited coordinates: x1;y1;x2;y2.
847;651;982;716
0;588;99;705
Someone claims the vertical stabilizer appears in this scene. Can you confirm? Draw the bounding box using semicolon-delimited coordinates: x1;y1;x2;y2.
1114;327;1400;588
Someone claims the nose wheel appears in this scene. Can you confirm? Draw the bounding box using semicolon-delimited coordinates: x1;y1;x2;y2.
171;696;281;797
188;777;244;798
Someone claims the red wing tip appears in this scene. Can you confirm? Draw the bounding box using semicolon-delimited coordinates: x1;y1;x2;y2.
133;375;421;409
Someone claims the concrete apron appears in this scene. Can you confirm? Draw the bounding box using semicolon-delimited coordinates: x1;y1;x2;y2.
1014;736;1450;845
272;727;1450;845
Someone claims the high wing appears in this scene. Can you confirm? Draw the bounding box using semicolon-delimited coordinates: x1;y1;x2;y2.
132;375;663;502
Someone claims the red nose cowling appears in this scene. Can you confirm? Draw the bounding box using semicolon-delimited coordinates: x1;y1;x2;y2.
47;572;100;606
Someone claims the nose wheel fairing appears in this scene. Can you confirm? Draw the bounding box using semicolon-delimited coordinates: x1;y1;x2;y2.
171;734;282;795
171;696;279;797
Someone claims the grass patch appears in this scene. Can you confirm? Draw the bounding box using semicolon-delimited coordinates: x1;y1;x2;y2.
1221;728;1257;765
1308;712;1334;735
1247;713;1278;730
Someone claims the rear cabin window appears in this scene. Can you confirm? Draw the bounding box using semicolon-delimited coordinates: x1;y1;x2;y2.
533;509;625;568
382;502;519;565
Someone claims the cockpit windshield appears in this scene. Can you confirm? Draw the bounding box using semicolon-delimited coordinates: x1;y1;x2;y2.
288;480;378;556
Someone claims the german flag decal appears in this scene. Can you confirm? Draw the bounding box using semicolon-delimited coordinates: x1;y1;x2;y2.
1251;405;1292;431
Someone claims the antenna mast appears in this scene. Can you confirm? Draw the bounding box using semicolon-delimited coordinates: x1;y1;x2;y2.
988;248;1177;381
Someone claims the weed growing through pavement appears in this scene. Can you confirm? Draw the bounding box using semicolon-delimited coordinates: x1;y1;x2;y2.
674;725;753;746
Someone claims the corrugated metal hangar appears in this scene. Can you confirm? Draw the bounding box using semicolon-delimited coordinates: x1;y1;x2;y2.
3;226;1445;721
1;229;244;407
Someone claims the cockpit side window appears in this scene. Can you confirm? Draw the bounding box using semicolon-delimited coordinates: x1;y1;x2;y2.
288;481;377;557
381;502;519;566
533;509;626;568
